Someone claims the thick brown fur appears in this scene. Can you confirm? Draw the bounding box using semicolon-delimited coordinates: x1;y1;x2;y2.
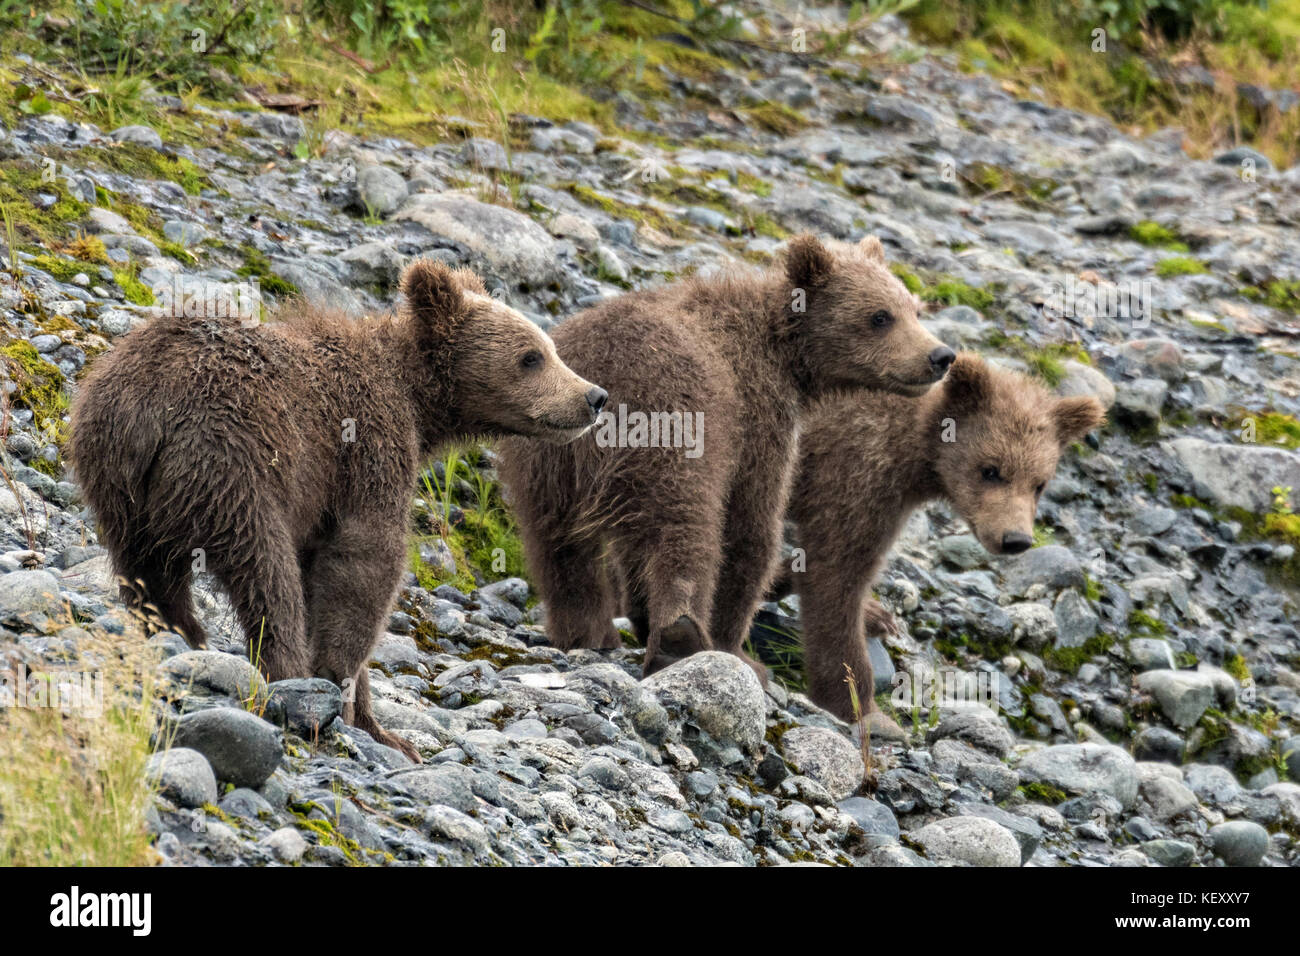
781;352;1106;720
497;235;951;679
69;261;603;762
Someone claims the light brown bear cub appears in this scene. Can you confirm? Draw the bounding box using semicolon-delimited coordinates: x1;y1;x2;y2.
498;235;955;680
70;261;605;762
782;352;1105;722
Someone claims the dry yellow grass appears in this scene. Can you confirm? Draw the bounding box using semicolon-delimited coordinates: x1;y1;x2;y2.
0;617;161;866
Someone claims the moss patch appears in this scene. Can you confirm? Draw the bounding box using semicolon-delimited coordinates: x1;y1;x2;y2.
0;340;68;476
1156;256;1208;278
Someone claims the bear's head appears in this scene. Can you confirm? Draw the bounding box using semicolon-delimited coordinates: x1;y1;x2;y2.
784;234;955;397
932;353;1106;555
401;260;606;442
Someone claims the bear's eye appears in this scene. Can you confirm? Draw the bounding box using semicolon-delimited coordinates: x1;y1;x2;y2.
1035;482;1046;496
521;350;544;370
981;465;1001;482
870;309;893;328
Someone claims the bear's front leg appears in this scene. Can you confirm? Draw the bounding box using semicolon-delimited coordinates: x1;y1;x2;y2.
707;452;796;685
303;512;420;763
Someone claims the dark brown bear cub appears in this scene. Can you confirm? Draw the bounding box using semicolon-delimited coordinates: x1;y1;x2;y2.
783;352;1105;723
498;235;954;680
70;261;605;762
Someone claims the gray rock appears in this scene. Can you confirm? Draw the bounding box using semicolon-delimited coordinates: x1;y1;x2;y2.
162;220;205;246
171;708;284;788
838;796;899;838
1136;669;1215;729
1209;820;1268;866
146;747;217;809
219;787;274;820
1128;638;1175;671
1142;839;1195;867
1115;378;1168;424
265;678;343;738
393;192;562;287
356;165;408;217
643;651;767;762
160;650;267;703
955;804;1043;863
1185;763;1242;804
459;138;509;170
1283;736;1300;782
1002;546;1084;595
779;726;864;800
1213;146;1272;172
262;826;308;863
1006;601;1058;650
246;111;304;144
1169;437;1300;512
938;534;985;569
927;711;1014;758
0;569;63;617
1053;589;1098;647
1132;726;1186;764
423;804;489;855
1018;743;1139;809
339;241;407;288
913;815;1022;867
110;125;163;149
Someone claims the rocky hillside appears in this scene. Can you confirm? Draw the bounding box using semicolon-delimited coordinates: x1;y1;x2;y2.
0;6;1298;867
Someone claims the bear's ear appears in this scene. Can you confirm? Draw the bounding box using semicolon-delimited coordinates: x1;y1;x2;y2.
401;259;470;337
858;235;886;263
942;353;988;414
784;234;835;288
1053;395;1106;446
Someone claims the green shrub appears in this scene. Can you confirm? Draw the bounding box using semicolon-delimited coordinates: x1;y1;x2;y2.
69;0;280;92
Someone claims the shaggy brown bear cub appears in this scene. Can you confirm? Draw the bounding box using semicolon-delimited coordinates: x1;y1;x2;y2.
498;235;955;679
781;352;1105;722
70;261;605;762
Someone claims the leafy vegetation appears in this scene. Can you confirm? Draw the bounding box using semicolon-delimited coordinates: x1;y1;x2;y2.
904;0;1300;167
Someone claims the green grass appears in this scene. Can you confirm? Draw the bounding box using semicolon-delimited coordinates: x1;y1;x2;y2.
922;279;995;310
1130;221;1190;252
983;330;1091;387
1;340;70;475
409;446;528;596
1242;279;1300;313
1156;256;1208;277
112;266;154;306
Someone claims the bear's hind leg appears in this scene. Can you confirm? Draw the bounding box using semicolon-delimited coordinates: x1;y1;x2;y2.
531;535;620;651
116;548;207;649
218;520;312;682
304;514;419;762
637;523;722;675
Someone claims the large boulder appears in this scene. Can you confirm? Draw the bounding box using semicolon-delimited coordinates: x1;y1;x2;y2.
393;192;563;287
1168;437;1300;512
170;708;284;788
913;815;1022;867
643;651;767;766
1018;743;1139;809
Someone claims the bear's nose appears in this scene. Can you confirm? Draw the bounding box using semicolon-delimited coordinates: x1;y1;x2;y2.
929;346;956;377
586;386;608;416
1001;531;1033;554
